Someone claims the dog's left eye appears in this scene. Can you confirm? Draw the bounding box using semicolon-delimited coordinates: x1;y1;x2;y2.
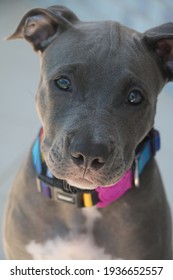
54;76;72;91
128;90;144;105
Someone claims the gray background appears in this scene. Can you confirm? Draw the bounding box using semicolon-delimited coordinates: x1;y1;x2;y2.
0;0;173;259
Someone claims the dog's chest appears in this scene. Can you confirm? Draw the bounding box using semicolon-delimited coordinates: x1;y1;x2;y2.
26;207;112;260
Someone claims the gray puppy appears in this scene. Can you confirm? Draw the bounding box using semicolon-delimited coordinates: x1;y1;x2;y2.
4;6;172;259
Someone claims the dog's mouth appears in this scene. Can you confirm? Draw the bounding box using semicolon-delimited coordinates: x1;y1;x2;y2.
65;172;126;190
66;177;97;190
46;152;127;190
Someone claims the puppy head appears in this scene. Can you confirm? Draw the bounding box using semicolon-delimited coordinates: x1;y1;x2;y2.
8;6;173;189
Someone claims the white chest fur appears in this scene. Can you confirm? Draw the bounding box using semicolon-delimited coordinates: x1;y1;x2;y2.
26;207;112;260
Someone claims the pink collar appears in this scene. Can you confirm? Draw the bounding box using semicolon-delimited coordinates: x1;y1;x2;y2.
95;169;133;208
33;128;160;208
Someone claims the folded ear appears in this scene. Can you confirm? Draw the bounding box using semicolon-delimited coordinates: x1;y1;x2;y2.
143;22;173;81
7;5;79;52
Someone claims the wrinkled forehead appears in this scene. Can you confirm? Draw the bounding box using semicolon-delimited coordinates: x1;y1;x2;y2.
41;20;162;91
41;21;139;71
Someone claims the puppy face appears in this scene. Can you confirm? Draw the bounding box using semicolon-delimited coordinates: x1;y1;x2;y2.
9;6;173;189
37;22;162;189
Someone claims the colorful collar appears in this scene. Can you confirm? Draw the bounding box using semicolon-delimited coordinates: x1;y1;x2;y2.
32;128;160;208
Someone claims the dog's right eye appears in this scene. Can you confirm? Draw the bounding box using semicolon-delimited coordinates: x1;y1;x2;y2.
127;90;144;105
54;76;72;92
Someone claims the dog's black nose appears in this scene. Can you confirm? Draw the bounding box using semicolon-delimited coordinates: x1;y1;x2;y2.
70;135;110;170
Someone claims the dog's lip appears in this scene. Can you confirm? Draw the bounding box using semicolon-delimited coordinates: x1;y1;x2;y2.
66;174;123;190
70;165;130;189
66;177;97;190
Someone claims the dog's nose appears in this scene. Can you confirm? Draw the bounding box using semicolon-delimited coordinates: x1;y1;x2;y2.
70;136;110;170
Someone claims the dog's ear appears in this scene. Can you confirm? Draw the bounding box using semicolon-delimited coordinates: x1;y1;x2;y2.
6;6;79;52
143;22;173;81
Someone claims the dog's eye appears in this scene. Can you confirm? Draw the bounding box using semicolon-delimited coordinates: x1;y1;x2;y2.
54;76;72;91
128;90;144;105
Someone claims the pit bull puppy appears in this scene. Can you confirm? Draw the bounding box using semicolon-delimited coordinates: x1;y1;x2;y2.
3;5;172;259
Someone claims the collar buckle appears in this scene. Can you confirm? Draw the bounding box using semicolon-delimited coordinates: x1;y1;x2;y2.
51;187;84;207
52;188;80;205
36;175;84;207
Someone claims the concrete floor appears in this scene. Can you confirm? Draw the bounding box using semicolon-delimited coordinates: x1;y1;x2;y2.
0;0;173;259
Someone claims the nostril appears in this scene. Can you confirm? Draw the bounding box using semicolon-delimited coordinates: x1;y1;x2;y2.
71;153;85;166
91;158;105;170
71;152;106;169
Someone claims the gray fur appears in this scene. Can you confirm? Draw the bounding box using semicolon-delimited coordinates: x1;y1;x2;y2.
4;6;172;259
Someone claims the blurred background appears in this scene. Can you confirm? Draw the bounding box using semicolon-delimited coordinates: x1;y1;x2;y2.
0;0;173;259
